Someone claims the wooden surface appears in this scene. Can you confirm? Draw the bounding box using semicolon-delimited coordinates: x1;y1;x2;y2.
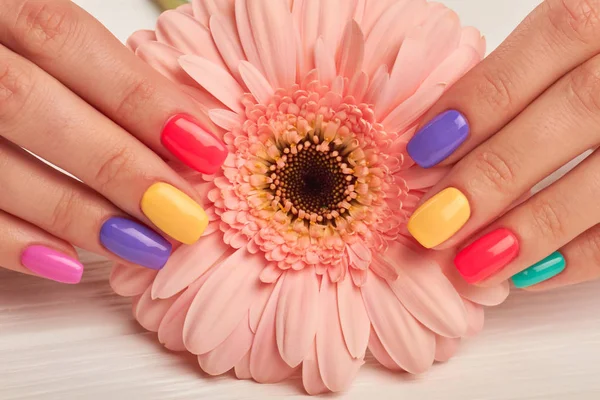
4;1;600;399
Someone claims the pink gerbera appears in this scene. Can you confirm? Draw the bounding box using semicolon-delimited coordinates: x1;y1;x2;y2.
110;0;510;394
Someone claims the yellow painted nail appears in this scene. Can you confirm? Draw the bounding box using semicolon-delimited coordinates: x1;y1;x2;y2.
141;182;208;245
407;187;470;249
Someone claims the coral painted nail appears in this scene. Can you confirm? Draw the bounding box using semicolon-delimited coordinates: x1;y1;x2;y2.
162;114;228;174
21;245;84;284
407;110;469;168
454;228;519;284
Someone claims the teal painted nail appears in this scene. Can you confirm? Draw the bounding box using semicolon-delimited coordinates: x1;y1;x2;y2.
511;252;566;289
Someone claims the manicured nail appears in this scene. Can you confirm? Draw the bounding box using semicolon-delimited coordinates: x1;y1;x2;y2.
100;217;172;270
141;182;208;244
21;245;83;284
454;228;519;284
512;252;566;289
161;114;228;174
407;110;469;168
407;187;470;249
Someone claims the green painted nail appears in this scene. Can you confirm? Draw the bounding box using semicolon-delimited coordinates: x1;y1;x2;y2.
511;252;566;289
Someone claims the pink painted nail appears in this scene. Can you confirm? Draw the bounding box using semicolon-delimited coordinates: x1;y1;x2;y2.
21;245;84;284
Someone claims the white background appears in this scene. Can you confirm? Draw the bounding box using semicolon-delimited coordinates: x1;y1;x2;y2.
4;1;600;399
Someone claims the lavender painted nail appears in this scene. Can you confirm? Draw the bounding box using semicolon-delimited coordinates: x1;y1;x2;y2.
100;217;172;270
407;110;470;168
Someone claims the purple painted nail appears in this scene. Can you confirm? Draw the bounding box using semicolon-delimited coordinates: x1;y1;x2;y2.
100;217;172;270
407;110;469;168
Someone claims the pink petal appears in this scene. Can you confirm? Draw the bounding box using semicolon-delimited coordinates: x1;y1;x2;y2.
183;247;265;354
156;10;224;66
234;351;252;379
135;286;180;332
276;269;319;367
460;26;485;55
386;242;468;338
360;0;403;37
152;232;232;299
126;29;156;52
292;0;320;77
250;278;296;383
398;166;451;190
370;253;400;281
315;38;336;86
337;276;370;359
192;0;236;27
434;336;460;362
315;0;357;55
363;65;388;106
208;108;243;131
235;0;265;75
180;55;244;113
209;15;246;82
463;298;485;337
443;266;510;306
367;327;402;371
247;0;296;88
362;271;435;374
136;42;196;86
198;314;254;375
238;61;275;104
420;45;481;89
250;283;276;332
350;268;367;287
302;340;329;395
337;21;364;79
381;83;446;134
259;264;283;284
177;3;194;15
110;264;157;297
316;277;363;392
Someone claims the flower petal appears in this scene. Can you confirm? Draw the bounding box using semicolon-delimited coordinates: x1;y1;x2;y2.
234;351;252;379
152;232;232;299
250;277;296;383
362;271;435;374
434;336;460;362
463;298;485;337
249;283;276;332
156;10;224;66
337;276;370;359
315;38;336;86
420;45;481;89
443;265;510;306
247;0;296;88
367;327;402;371
209;14;246;82
193;0;236;27
316;277;364;392
136;41;195;86
208;108;243;131
126;29;156;52
183;247;265;354
386;242;468;338
337;21;364;80
239;60;275;104
302;340;329;395
135;285;180;332
110;264;157;297
198;314;254;375
276;269;319;367
180;55;244;113
399;166;451;190
381;83;446;134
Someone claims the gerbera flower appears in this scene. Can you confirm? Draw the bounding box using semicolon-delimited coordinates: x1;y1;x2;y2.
111;0;510;394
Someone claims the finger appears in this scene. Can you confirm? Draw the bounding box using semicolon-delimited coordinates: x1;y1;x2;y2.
0;44;207;244
0;210;83;284
523;224;600;291
0;0;228;174
453;149;600;285
407;0;600;168
0;139;172;270
407;52;600;249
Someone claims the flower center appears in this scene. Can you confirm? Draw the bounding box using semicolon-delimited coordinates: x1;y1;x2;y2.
268;135;357;223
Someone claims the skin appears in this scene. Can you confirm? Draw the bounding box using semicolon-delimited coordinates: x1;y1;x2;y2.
0;0;213;278
418;0;600;290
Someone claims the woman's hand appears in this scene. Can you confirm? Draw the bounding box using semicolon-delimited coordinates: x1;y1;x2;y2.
0;1;227;283
406;0;600;290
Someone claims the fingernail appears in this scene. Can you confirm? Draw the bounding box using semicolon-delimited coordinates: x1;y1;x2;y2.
141;182;208;244
100;217;172;270
454;228;519;284
407;110;469;168
21;245;83;284
512;252;566;289
161;114;227;174
407;187;470;248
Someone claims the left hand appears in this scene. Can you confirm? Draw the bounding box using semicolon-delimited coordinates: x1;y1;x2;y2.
406;0;600;291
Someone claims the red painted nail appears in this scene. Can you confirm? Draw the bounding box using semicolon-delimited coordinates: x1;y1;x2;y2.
161;114;227;174
454;228;519;284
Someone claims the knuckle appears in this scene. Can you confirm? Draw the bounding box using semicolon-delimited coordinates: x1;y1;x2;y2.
475;67;515;110
470;149;516;192
547;0;600;44
114;78;156;118
0;60;34;120
581;230;600;269
529;199;566;240
13;0;79;58
50;189;80;235
567;61;600;116
93;147;135;192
